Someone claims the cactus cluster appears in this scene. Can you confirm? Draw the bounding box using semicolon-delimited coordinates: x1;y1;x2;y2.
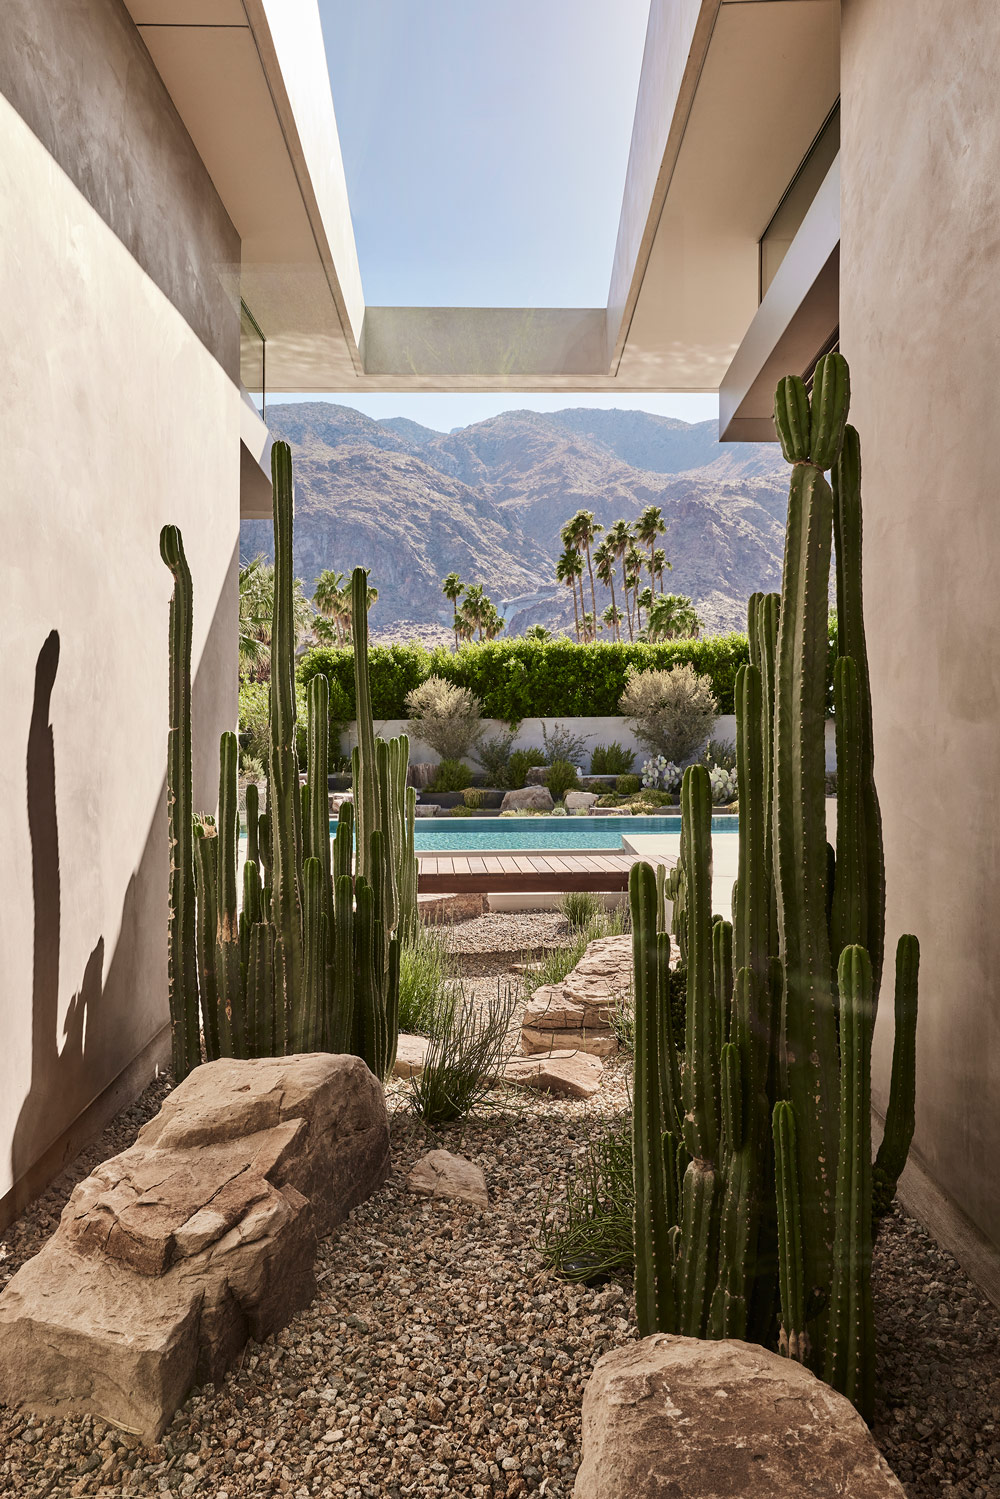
707;765;738;805
160;441;417;1082
630;354;919;1422
641;756;681;793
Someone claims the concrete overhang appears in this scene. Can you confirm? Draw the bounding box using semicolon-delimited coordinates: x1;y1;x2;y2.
239;389;273;519
125;0;838;394
720;154;840;441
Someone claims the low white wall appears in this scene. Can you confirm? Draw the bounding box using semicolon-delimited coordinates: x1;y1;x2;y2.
344;716;837;774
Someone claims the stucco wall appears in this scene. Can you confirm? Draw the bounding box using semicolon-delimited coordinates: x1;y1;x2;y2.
841;0;1000;1249
0;0;240;1218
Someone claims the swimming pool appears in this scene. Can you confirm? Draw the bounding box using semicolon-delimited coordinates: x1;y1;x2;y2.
343;814;738;853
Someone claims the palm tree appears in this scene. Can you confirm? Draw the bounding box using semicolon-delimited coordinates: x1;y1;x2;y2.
607;519;635;641
441;571;464;650
481;602;506;641
636;585;654;633
652;546;671;593
524;623;551;642
635;505;667;594
563;509;603;624
646;593;702;641
314;569;346;644
461;584;492;641
556;547;584;640
239;555;313;681
593;537;620;641
601;602;623;638
580;610;597;643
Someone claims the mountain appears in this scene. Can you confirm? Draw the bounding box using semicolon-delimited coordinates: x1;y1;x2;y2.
240;402;788;636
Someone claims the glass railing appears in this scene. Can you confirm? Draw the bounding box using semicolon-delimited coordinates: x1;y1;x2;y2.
759;103;840;300
240;299;266;416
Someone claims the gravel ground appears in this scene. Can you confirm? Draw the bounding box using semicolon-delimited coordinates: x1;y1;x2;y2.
1;914;999;1496
439;913;572;979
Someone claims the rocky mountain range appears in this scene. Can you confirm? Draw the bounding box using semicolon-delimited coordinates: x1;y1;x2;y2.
239;402;789;637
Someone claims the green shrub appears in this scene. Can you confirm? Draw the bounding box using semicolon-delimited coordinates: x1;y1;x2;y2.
590;741;635;776
636;787;674;807
507;747;547;789
398;929;454;1036
700;737;737;774
541;722;588;767
431;758;472;792
405;675;483;760
615;773;641;795
298;636;750;719
531;907;629;990
545;758;579;801
596;793;623;807
559;891;601;930
477;730;517;788
619;662;718;763
409;982;519;1125
539;1124;635;1283
462;786;485;809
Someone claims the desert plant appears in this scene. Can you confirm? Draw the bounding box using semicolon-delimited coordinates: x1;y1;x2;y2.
431;758;473;793
640;755;682;793
507;747;547;789
531;907;629;990
701;737;737;774
477;730;517;787
630;355;919;1423
620;662;717;764
409;983;519;1125
559;891;601;931
708;765;738;804
462;786;485;809
405;675;483;761
545;758;579;801
615;773;641;795
541;721;588;768
398;928;455;1036
540;1125;635;1283
590;742;635;776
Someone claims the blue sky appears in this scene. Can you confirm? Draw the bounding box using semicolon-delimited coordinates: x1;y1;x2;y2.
272;3;719;432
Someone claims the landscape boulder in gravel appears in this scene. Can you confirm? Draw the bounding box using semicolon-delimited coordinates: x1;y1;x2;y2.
0;1053;389;1442
574;1334;907;1498
500;786;555;812
505;1050;604;1099
407;1150;489;1208
392;1033;429;1078
521;933;633;1057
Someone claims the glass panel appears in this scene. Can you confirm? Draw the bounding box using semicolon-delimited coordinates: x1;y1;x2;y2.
240;300;265;414
760;103;840;300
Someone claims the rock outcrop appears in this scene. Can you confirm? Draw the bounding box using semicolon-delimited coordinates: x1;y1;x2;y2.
574;1335;906;1498
520;934;632;1058
0;1054;389;1442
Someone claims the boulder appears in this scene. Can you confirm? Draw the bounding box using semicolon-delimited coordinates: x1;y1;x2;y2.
393;1034;429;1078
408;1150;488;1209
574;1335;906;1499
0;1054;389;1442
521;1026;618;1058
564;791;599;811
500;785;555;813
519;934;633;1058
407;763;438;789
504;1051;603;1100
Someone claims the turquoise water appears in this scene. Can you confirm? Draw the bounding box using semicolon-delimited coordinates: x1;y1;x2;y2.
325;813;738;853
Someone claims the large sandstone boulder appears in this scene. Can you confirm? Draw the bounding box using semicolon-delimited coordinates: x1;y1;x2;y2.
500;786;555;812
574;1335;906;1498
504;1051;603;1099
0;1054;389;1441
520;934;633;1058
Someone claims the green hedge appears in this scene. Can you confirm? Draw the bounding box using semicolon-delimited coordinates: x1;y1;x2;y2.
297;635;750;721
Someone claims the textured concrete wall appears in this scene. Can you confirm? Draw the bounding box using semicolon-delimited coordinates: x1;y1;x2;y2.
841;0;1000;1249
0;0;240;1216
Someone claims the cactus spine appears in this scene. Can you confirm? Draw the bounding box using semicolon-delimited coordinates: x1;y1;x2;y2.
160;442;410;1078
630;354;920;1418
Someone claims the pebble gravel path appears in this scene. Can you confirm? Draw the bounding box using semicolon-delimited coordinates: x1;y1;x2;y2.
0;915;998;1496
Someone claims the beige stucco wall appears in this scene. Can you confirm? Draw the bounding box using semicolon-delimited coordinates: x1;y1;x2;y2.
841;0;1000;1249
0;0;240;1217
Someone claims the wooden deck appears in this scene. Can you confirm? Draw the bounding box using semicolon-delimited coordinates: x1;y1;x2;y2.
417;847;676;894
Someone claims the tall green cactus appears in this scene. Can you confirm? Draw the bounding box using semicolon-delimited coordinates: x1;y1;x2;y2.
630;353;920;1419
160;442;409;1079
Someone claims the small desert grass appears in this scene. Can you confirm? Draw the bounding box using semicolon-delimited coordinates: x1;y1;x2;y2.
609;990;636;1051
398;927;455;1036
539;1123;635;1282
531;906;630;992
409;981;519;1126
558;890;602;931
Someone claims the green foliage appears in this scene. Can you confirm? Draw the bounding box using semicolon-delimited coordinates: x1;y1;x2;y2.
477;730;518;787
539;1125;635;1283
590;741;635;776
431;758;473;792
298;636;750;721
615;774;641;795
559;891;602;931
397;928;455;1037
541;721;588;767
545;758;579;801
409;982;518;1125
462;786;485;809
620;662;718;763
532;908;629;990
506;747;547;789
405;675;483;760
700;738;737;774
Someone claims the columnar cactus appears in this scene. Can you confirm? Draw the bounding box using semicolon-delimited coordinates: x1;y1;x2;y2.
160;442;411;1078
629;353;920;1418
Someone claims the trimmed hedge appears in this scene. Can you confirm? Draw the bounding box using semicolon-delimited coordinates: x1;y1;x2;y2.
297;635;750;721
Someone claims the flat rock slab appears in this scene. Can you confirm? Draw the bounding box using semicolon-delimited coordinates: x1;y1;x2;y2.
574;1334;906;1498
392;1034;429;1078
519;934;632;1059
408;1150;488;1209
0;1054;389;1442
521;1025;618;1058
504;1051;603;1100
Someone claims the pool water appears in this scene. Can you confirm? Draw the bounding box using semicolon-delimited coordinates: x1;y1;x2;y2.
328;814;738;853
